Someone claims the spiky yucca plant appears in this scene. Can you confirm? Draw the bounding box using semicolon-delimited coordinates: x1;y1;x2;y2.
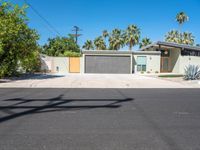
184;65;200;80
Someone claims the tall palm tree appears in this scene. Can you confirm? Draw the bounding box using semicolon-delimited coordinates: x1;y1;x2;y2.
181;32;194;45
102;30;109;39
139;38;152;48
82;40;94;50
102;30;109;49
124;25;140;51
109;29;124;50
165;30;180;43
94;36;106;50
176;12;189;31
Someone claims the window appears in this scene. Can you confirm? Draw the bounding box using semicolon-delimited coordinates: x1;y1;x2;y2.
181;49;200;56
137;56;147;72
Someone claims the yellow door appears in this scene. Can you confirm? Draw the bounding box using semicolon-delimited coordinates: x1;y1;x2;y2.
69;57;80;73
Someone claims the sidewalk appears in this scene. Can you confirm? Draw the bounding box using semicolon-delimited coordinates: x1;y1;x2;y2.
0;74;199;88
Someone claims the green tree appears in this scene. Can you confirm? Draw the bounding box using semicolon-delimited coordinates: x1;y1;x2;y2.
102;30;109;39
94;36;106;50
82;40;94;50
124;25;140;51
176;12;189;31
139;38;152;48
0;1;40;77
109;29;124;50
165;12;195;45
181;32;194;45
102;30;109;49
165;30;180;43
43;36;80;57
165;30;194;45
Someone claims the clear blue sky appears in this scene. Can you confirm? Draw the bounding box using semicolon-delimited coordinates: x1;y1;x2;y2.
12;0;200;50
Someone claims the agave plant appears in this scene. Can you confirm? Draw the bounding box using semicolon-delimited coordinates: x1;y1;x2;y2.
184;65;200;80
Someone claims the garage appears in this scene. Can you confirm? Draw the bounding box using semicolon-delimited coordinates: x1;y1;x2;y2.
84;51;132;74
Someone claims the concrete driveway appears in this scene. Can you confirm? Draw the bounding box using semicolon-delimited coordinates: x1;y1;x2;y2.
0;88;200;150
0;74;199;88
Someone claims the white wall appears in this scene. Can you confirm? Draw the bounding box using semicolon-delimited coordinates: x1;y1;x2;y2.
51;57;69;75
80;56;84;74
40;55;84;75
40;55;69;75
40;55;53;72
133;53;161;74
179;56;200;74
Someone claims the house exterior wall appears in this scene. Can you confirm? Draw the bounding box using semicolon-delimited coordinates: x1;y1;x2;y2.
51;57;69;75
133;52;161;73
42;48;200;75
40;55;53;72
179;56;200;74
80;56;84;74
40;55;84;75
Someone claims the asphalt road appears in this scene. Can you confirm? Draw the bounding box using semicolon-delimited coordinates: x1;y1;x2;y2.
0;88;200;150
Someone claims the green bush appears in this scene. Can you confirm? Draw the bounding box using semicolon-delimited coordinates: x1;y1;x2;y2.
0;1;40;78
62;51;81;57
42;36;80;57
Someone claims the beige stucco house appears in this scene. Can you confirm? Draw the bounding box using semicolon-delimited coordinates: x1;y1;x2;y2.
140;41;200;74
41;41;200;75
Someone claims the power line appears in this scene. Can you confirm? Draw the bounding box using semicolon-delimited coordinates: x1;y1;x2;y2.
23;0;61;36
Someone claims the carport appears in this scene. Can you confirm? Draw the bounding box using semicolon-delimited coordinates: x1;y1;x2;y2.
83;51;133;74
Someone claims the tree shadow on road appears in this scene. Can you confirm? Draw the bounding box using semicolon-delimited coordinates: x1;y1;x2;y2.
0;95;133;123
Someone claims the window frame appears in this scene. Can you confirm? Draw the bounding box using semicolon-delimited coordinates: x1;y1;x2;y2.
137;56;147;72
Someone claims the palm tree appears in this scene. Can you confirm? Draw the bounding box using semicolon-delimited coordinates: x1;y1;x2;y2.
82;40;94;50
94;36;106;50
181;32;194;45
165;30;194;45
109;29;124;50
102;30;109;49
124;25;140;51
176;12;189;31
139;38;152;48
102;30;109;39
165;30;180;43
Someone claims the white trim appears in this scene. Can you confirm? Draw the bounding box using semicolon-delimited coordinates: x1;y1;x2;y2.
130;55;133;74
83;54;85;74
84;54;132;56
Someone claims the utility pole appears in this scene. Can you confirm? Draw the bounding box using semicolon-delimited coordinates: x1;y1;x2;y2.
70;26;82;44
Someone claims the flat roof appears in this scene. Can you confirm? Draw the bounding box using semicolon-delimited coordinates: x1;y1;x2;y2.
83;50;132;55
139;41;200;51
133;51;161;55
82;50;161;55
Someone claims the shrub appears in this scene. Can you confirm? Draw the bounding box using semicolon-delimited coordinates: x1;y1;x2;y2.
147;71;151;74
184;65;200;80
42;36;80;57
63;51;81;57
